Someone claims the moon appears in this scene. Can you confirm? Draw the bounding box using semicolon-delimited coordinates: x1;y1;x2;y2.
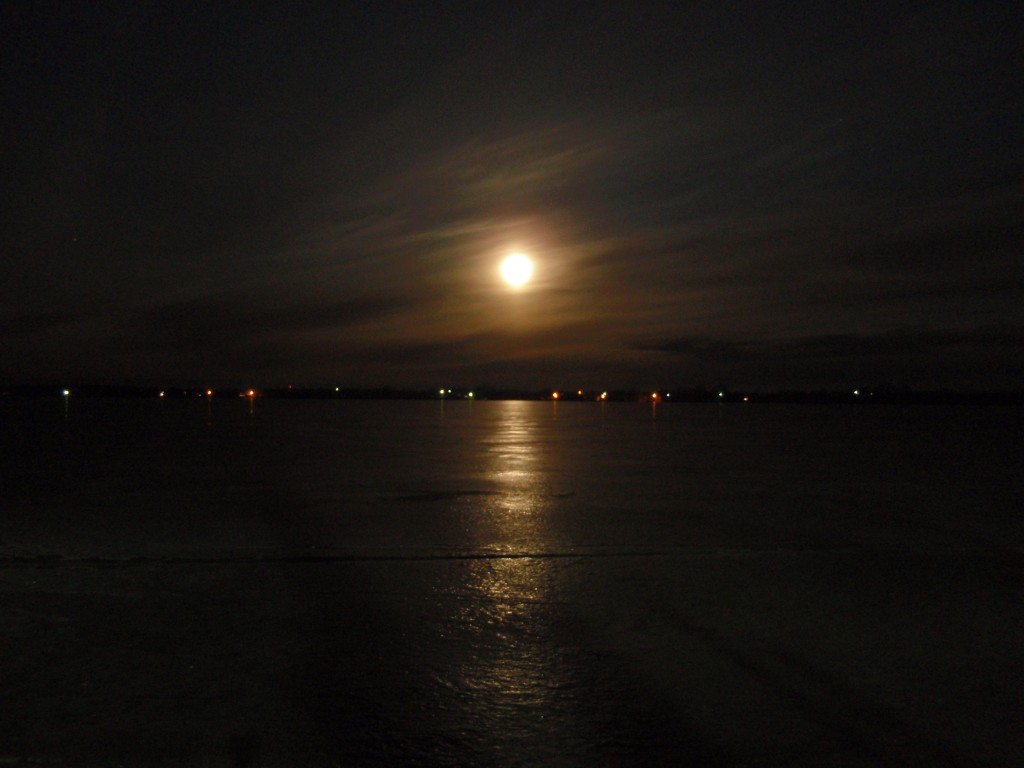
500;253;534;288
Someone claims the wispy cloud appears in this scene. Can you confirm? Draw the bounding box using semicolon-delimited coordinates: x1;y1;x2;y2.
640;327;1023;361
0;310;83;337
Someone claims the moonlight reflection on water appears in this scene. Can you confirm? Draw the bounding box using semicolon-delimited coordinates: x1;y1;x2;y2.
2;399;1022;765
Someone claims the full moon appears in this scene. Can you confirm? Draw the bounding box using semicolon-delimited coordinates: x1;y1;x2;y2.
500;253;534;288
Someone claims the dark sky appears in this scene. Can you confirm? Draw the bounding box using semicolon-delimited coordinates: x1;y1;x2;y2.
3;2;1021;390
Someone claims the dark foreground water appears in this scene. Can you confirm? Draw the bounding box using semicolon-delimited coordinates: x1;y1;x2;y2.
1;398;1022;766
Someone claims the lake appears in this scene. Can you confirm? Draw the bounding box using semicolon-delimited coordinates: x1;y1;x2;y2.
1;398;1022;765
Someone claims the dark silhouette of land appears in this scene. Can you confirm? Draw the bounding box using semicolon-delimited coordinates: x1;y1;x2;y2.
3;383;1022;405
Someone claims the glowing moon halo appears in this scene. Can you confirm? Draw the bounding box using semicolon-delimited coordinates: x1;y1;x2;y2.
500;253;534;288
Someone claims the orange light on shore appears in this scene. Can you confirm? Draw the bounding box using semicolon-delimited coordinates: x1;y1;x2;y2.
247;389;256;397
206;389;213;397
552;391;559;400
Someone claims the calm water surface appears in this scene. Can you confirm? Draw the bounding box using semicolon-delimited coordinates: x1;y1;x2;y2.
1;399;1022;765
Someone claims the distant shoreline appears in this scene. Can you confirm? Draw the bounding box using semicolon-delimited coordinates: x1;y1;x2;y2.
2;385;1022;405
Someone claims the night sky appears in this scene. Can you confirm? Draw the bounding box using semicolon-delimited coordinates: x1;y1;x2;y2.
3;2;1021;391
